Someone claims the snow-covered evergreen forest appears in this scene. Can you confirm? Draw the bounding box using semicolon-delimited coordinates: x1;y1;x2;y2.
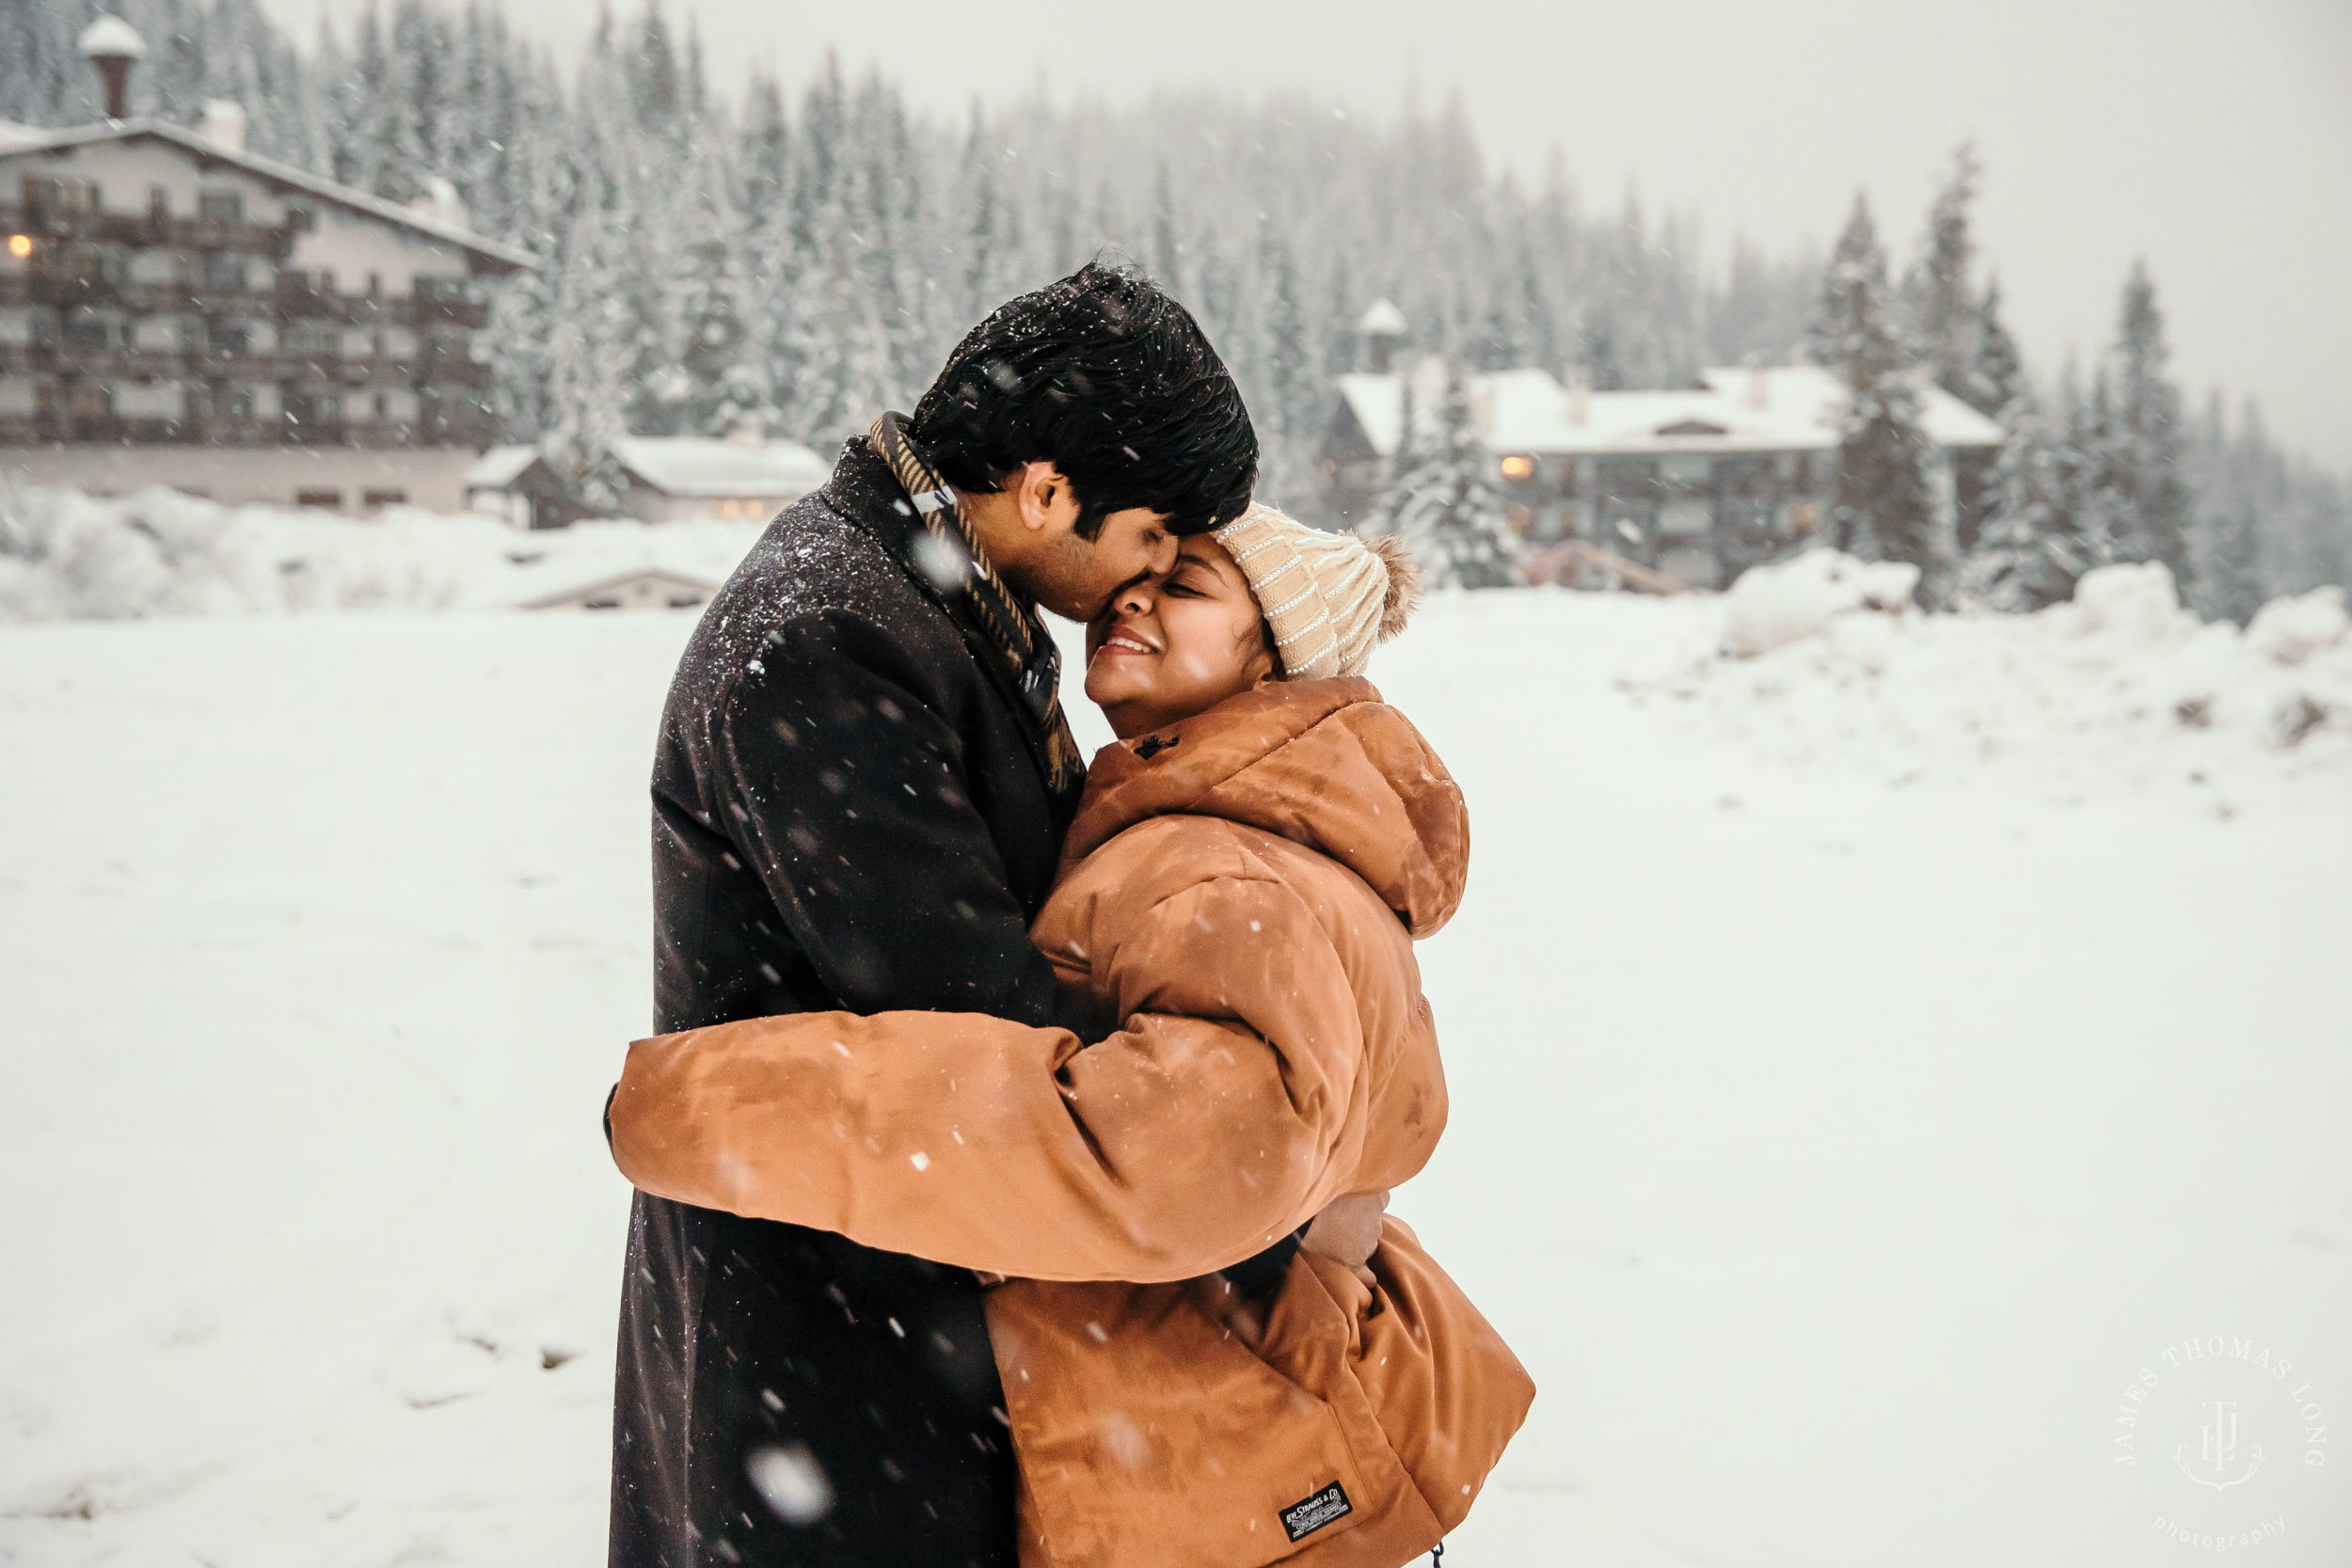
3;0;2344;616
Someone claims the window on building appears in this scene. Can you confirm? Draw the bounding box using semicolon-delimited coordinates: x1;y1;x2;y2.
284;324;340;359
67;381;112;418
361;488;407;508
372;391;389;420
148;185;168;222
208;320;250;356
366;271;382;297
63;311;121;350
294;489;342;509
24;177;101;215
200;252;246;292
219;385;254;420
1660;454;1714;489
282;390;342;426
316;268;337;295
197;188;244;223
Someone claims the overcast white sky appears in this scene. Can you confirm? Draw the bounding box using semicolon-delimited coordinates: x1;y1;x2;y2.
276;0;2352;467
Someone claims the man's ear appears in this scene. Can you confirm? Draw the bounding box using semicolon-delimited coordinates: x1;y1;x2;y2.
1014;462;1078;535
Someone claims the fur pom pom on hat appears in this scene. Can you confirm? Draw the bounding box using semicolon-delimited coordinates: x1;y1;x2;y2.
1212;504;1423;680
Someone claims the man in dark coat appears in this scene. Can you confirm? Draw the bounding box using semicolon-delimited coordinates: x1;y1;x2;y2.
611;263;1259;1568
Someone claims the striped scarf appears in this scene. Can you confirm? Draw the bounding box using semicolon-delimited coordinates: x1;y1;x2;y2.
868;412;1085;793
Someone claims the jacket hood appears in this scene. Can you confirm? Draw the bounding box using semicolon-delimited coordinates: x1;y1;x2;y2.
1064;677;1469;937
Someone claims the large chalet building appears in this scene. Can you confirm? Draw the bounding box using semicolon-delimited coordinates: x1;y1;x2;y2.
1319;302;2003;591
0;18;533;514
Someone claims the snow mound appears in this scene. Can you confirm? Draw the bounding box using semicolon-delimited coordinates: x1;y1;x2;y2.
0;483;770;622
1719;547;1919;657
2245;584;2349;665
2063;561;2196;641
1581;561;2352;810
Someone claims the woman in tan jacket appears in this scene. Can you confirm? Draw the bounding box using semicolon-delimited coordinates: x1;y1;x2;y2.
608;505;1533;1568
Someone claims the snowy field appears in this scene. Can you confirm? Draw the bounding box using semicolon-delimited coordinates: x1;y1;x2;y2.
3;573;2349;1566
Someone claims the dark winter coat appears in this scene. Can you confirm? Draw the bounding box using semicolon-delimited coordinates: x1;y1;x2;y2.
611;436;1083;1568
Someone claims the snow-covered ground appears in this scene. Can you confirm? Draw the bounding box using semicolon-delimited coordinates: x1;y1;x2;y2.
2;565;2348;1565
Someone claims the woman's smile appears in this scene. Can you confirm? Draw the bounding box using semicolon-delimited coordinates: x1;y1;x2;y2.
1092;620;1158;659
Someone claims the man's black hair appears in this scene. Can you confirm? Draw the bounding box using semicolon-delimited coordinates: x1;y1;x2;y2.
908;261;1258;540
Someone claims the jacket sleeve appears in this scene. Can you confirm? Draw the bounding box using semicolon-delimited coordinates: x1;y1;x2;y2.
607;867;1374;1283
699;606;1062;1025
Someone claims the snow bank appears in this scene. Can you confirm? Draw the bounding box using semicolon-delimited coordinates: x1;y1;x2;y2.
2246;583;2350;665
0;483;769;621
1718;547;1920;657
1647;560;2352;813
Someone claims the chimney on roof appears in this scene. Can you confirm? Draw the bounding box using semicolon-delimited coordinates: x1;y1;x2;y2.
199;99;246;155
403;174;468;231
1358;297;1408;375
1565;369;1591;428
78;16;146;123
1745;365;1771;413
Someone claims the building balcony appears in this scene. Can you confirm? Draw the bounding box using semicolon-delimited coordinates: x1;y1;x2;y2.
0;343;491;388
0;277;491;331
0;411;497;449
0;205;296;260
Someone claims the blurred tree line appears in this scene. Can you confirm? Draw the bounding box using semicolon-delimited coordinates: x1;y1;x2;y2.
1813;149;2347;619
2;0;2342;612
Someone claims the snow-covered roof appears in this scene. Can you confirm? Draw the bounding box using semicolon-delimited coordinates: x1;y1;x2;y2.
1337;364;2001;459
1696;365;2002;450
1359;297;1408;337
612;437;831;499
0;118;536;273
463;445;543;491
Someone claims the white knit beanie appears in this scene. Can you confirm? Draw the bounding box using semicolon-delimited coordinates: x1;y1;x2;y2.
1212;504;1422;680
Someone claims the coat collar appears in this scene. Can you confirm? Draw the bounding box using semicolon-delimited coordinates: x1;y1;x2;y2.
1064;678;1470;937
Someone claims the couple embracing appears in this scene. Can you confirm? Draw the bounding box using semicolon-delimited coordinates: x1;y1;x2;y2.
603;263;1533;1568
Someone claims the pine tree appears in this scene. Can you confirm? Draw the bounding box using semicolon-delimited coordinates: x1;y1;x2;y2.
1819;198;1935;591
1959;279;2020;421
1957;381;2087;610
676;146;767;437
1578;299;1624;391
1254;226;1312;505
1150;160;1184;295
2182;395;2268;625
1904;144;1980;397
1378;369;1518;589
2106;261;2195;596
542;204;635;513
2064;362;2129;571
1806;193;1889;368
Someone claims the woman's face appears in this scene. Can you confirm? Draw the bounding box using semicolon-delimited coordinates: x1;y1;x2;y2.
1084;534;1277;741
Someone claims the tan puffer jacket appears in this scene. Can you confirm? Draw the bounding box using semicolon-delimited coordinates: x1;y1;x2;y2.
609;677;1534;1567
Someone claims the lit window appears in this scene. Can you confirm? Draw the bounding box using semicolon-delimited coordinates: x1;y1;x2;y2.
1499;454;1536;481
